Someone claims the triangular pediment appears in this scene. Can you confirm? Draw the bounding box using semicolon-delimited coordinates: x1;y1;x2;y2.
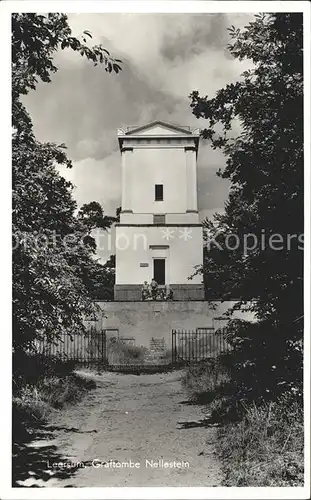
123;120;193;136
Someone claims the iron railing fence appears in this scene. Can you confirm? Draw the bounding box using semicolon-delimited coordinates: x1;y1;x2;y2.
171;328;231;364
34;327;107;366
34;325;232;369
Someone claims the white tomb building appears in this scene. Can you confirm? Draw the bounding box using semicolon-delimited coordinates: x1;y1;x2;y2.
114;120;204;301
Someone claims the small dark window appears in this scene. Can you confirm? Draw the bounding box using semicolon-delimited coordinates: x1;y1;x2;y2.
155;184;163;201
153;214;165;224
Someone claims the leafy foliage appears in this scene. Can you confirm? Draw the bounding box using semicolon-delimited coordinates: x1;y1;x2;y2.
12;14;121;352
83;255;116;301
12;13;122;100
78;202;117;232
190;14;303;397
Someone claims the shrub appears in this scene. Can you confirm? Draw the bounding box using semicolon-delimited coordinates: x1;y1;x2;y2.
107;339;148;365
13;352;76;392
158;349;173;364
219;319;303;402
181;359;232;404
13;373;96;424
12;352;97;442
37;374;96;408
13;385;50;423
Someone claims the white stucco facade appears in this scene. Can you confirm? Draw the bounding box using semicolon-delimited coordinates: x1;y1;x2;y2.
115;226;203;285
115;120;204;300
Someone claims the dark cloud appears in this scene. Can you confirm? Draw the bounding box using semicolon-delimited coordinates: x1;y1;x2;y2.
23;56;187;162
160;14;229;62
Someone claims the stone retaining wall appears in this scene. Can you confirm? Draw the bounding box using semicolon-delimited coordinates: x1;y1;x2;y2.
92;300;255;348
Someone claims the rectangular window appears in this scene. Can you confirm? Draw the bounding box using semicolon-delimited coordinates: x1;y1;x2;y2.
153;214;165;224
155;184;163;201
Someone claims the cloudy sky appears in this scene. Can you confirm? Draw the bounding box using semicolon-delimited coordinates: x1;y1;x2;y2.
22;13;253;261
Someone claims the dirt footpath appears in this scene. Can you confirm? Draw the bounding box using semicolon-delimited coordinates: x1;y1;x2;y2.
17;370;222;487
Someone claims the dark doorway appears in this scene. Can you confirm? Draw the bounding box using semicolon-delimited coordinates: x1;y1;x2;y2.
153;258;165;285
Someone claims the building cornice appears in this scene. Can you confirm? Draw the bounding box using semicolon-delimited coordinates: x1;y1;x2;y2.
117;120;200;136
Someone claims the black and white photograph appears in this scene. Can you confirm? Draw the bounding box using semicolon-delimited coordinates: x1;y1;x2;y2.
1;0;310;498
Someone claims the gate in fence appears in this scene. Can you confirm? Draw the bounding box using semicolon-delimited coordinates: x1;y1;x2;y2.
171;328;231;364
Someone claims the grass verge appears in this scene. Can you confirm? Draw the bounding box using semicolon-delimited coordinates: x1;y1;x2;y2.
218;395;303;486
182;360;304;486
181;359;233;405
13;354;96;433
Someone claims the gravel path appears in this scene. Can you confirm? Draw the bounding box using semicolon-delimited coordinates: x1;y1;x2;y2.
16;370;222;487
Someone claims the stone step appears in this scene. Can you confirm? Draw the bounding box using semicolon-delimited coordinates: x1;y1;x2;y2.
144;354;163;360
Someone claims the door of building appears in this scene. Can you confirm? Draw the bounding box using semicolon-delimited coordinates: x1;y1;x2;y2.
153;258;165;285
